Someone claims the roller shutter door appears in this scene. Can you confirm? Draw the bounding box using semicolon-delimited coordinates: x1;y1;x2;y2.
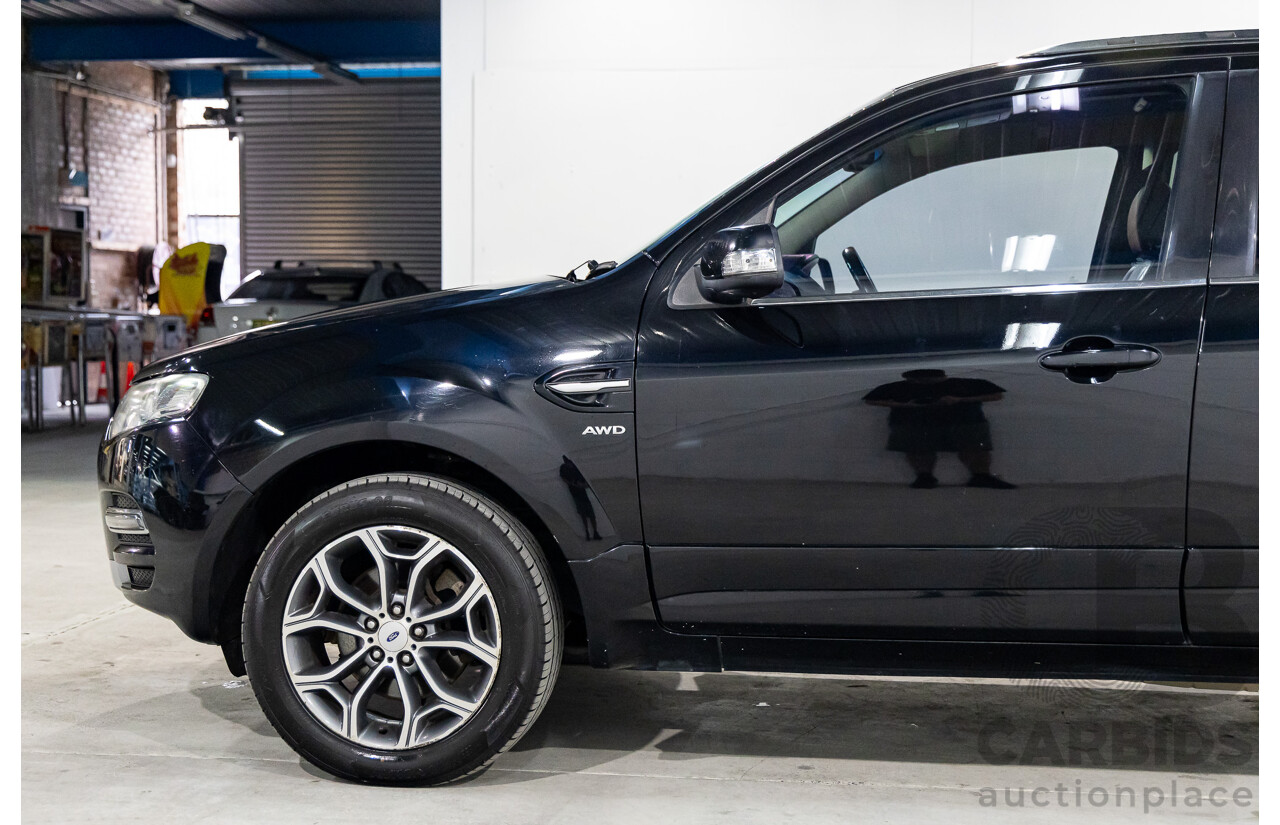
230;79;441;288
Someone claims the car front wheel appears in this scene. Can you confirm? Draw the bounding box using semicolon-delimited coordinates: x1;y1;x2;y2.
242;474;562;784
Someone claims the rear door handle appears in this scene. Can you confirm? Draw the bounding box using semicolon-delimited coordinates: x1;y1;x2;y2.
1038;336;1161;384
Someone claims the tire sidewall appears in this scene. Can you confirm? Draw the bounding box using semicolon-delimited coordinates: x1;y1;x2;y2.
243;476;551;784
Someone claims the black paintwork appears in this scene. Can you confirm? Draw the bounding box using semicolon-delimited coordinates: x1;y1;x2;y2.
1182;67;1259;648
99;422;250;639
99;34;1258;683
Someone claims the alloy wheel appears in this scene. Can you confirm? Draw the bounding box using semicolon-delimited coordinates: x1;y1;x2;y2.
280;525;502;750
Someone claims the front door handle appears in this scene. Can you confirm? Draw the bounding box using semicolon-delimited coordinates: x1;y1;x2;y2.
1038;336;1161;384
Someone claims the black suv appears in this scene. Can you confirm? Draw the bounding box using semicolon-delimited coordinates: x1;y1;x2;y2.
98;31;1258;785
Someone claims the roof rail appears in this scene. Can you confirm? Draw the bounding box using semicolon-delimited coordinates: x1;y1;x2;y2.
1022;29;1257;58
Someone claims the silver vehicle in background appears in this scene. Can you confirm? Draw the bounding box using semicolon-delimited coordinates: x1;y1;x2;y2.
196;263;430;343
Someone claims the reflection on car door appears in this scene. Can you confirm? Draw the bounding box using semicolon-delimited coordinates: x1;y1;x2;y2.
636;73;1228;645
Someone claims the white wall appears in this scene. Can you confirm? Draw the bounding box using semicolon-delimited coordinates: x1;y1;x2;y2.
442;0;1259;288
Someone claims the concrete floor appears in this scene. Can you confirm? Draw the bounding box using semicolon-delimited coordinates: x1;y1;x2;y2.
23;409;1259;823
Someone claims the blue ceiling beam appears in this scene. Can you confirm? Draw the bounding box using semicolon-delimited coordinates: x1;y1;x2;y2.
243;65;440;80
168;68;226;97
26;18;440;64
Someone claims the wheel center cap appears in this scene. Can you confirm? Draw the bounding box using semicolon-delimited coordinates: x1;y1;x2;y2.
379;621;408;652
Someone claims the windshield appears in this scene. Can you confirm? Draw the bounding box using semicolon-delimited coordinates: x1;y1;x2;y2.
229;274;368;302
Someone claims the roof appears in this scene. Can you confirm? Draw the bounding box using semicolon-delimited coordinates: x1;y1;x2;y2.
1022;29;1258;58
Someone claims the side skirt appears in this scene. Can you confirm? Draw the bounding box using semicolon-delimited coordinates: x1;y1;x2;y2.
568;544;1257;683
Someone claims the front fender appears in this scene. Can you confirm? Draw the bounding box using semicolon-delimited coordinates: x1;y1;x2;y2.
183;264;653;563
218;387;639;563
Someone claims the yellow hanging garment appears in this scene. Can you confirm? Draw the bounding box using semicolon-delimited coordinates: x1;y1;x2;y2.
158;242;212;328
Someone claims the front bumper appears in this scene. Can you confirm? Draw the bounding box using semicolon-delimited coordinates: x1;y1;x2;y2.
98;419;251;641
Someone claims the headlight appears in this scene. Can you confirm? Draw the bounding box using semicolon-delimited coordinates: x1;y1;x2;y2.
106;374;209;440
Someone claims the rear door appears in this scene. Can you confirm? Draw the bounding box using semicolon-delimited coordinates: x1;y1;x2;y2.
1184;65;1259;645
636;69;1227;644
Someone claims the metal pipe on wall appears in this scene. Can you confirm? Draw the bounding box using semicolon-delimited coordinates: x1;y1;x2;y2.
32;71;164;111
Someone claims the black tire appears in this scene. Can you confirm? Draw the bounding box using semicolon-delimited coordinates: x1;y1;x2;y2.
242;474;562;784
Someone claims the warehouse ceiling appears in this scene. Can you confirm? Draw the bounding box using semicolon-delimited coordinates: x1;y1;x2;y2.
21;0;439;21
23;0;441;78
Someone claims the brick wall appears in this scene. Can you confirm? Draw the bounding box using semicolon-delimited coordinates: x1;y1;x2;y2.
20;73;61;230
84;94;161;247
21;62;167;310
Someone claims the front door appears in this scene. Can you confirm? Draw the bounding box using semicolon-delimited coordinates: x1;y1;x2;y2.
636;73;1225;644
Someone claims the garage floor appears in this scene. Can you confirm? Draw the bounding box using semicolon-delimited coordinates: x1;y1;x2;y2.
23;413;1259;823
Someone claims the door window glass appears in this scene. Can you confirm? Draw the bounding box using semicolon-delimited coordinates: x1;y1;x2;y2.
771;82;1190;297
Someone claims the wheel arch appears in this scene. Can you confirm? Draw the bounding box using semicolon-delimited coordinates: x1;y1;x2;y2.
207;439;585;675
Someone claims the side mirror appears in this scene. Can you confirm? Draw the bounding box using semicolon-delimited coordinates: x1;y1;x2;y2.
696;224;785;304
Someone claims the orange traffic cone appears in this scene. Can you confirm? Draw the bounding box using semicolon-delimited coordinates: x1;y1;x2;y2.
95;361;109;403
124;361;136;392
